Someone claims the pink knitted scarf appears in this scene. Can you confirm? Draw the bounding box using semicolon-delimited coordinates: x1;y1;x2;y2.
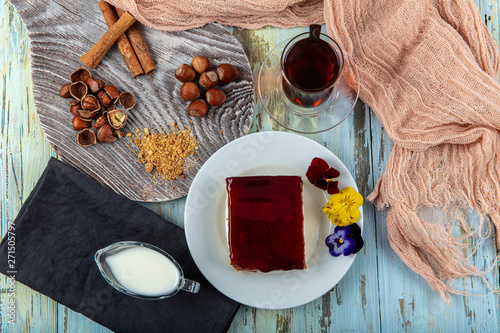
107;0;500;301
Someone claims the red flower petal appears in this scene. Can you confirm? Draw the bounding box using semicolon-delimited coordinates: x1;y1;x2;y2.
306;165;324;184
327;181;340;194
310;157;329;171
324;167;340;179
306;157;341;193
315;178;329;191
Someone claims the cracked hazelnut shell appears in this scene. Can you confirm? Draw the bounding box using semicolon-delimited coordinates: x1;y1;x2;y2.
70;67;91;84
86;77;102;94
69;81;88;101
113;129;124;139
96;79;105;91
59;83;71;98
77;108;95;121
97;90;113;107
107;110;128;129
118;92;136;111
104;85;120;100
70;102;82;116
97;124;117;143
76;128;97;147
81;94;101;112
94;115;108;129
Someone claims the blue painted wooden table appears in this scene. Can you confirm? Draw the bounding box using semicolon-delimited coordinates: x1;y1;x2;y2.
1;0;499;332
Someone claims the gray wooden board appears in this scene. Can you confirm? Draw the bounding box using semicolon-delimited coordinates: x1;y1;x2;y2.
10;0;254;202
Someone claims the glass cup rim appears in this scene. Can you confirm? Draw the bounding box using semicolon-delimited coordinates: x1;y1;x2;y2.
280;31;345;94
95;241;184;300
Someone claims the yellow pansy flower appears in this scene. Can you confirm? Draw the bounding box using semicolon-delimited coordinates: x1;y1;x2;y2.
323;186;363;226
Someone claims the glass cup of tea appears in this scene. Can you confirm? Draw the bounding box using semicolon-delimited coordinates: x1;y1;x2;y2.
280;24;344;109
257;25;359;133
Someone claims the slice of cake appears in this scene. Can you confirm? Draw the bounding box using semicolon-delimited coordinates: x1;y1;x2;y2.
225;176;305;272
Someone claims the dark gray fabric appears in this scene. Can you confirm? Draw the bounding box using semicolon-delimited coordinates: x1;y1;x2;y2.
0;158;239;333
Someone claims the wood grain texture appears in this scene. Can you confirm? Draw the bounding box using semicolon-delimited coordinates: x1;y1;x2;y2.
1;0;500;332
9;0;254;202
0;1;59;332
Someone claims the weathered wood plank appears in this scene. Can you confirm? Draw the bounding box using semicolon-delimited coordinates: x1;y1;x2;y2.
478;0;499;46
0;1;59;332
57;304;111;333
9;0;254;202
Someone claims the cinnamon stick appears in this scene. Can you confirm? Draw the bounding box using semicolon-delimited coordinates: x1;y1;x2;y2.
116;8;156;75
98;2;143;78
80;12;136;69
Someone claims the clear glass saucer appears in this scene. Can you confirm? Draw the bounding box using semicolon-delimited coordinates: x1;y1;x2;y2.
258;39;360;134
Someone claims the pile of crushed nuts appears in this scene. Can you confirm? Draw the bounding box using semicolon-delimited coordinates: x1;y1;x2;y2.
59;67;136;147
131;127;198;179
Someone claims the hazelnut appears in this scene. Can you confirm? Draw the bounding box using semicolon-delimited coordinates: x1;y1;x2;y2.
188;99;207;118
206;88;226;106
70;102;82;116
72;116;91;130
81;94;101;112
86;77;102;94
96;79;105;91
113;129;124;139
59;83;71;98
192;55;210;74
97;85;119;108
175;64;196;82
97;125;117;143
104;85;120;100
107;110;128;129
70;67;91;84
77;109;95;121
69;81;88;101
97;90;113;107
76;128;97;147
199;71;219;89
180;82;200;101
118;92;136;111
217;63;238;84
94;115;108;129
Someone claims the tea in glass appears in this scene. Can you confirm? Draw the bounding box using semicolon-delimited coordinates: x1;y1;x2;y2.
281;25;344;108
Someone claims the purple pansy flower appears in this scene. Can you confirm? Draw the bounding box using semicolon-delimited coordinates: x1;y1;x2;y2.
325;224;364;257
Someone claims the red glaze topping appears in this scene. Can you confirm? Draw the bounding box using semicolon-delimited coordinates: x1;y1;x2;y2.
226;176;305;272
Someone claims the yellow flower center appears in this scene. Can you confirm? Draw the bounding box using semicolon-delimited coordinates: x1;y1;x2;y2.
338;238;343;244
322;186;363;227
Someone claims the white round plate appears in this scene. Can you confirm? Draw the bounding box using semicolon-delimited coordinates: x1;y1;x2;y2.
184;132;362;309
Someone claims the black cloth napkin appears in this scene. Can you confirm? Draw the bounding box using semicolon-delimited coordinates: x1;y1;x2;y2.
0;158;239;333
